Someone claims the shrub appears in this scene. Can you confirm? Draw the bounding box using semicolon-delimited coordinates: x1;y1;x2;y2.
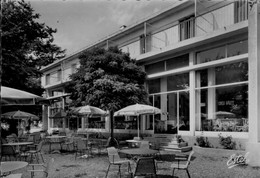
196;136;211;147
218;134;236;149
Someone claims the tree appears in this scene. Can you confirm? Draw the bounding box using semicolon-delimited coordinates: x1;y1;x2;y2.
2;0;65;95
66;46;148;142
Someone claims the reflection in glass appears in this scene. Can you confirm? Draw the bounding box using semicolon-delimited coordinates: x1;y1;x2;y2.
196;85;248;132
196;46;225;64
167;73;189;91
179;92;190;131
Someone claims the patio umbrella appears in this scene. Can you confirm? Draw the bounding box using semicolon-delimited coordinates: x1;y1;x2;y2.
1;86;47;105
2;110;39;120
72;105;107;117
213;111;236;118
49;110;68;119
114;103;162;138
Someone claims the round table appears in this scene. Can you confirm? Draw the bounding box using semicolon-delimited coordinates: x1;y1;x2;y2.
45;136;66;153
0;161;28;173
119;148;159;157
2;142;34;147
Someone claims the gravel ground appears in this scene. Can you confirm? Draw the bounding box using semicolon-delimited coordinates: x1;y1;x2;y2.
6;143;260;178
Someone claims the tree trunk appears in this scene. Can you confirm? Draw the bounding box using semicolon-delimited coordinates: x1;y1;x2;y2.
108;110;118;147
110;110;114;139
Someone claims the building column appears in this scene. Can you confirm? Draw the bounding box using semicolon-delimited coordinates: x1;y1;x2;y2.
62;97;66;130
247;2;260;167
42;105;48;131
189;52;196;135
160;77;168;130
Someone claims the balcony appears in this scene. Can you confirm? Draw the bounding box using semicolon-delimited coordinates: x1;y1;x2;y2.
121;1;248;60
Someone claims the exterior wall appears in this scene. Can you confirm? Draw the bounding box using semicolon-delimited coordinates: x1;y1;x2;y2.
40;1;252;154
246;1;260;167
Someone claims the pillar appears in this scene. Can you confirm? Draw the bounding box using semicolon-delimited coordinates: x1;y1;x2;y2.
246;1;260;167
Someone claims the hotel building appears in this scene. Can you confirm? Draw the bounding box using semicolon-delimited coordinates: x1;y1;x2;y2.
40;0;260;166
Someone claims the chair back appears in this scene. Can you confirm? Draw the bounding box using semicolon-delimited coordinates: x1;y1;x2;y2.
140;141;150;149
34;133;41;144
184;151;194;167
134;157;156;177
6;134;19;143
1;145;17;161
107;147;121;163
37;140;45;152
27;134;35;142
75;138;86;150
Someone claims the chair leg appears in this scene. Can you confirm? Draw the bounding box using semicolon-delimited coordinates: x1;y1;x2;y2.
40;153;44;163
105;164;111;178
186;169;191;178
172;168;175;177
128;162;132;173
118;165;121;178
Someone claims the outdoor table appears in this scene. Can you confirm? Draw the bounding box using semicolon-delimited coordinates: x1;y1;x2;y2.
119;148;159;159
2;142;34;147
0;161;28;175
45;135;66;153
126;139;142;148
3;142;34;154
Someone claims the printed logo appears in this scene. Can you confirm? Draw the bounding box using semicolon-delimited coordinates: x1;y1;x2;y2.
227;152;249;169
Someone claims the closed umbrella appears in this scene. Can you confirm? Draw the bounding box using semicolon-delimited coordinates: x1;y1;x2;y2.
114;103;162;138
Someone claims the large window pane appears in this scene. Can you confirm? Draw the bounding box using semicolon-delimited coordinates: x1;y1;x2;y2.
216;61;248;85
167;73;189;91
196;46;225;64
114;116;137;130
166;54;189;70
147;79;161;94
88;117;105;129
179;92;190;131
227;40;248;57
196;85;248;132
196;62;248;87
145;61;165;75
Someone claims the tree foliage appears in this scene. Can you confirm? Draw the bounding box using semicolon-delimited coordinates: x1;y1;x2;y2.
2;0;65;95
66;46;148;112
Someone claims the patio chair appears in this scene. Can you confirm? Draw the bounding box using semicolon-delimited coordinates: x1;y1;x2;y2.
139;141;150;149
1;145;19;161
6;134;19;143
28;157;54;178
171;151;194;178
133;157;157;178
61;137;74;152
105;147;132;178
74;137;92;159
26;140;45;163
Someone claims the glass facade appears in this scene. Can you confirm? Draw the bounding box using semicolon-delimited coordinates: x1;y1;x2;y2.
146;40;248;134
195;62;248;132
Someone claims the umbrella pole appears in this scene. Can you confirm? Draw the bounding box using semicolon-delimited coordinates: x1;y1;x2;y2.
137;115;140;138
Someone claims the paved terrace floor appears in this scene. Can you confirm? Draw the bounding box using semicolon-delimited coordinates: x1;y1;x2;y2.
4;143;260;178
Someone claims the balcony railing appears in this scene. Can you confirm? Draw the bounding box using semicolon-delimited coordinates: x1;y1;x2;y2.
121;1;248;57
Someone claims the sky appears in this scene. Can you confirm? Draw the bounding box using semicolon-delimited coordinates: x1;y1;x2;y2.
26;0;176;55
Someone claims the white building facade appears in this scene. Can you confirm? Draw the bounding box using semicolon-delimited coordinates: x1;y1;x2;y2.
41;0;260;166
